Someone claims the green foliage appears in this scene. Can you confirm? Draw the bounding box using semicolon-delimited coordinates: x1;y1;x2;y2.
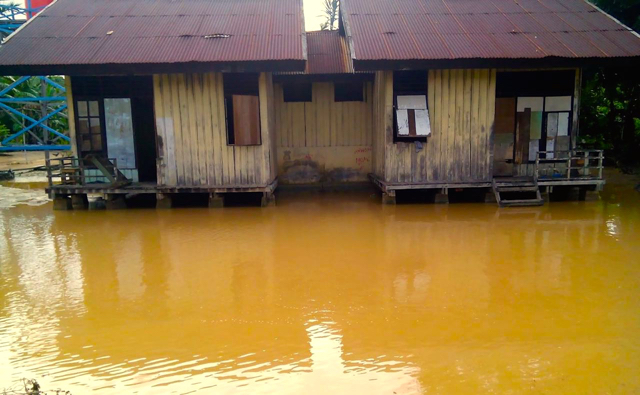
319;0;339;31
0;76;68;145
580;0;640;168
0;122;9;140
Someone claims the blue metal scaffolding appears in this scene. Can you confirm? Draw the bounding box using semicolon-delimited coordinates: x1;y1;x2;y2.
0;1;71;152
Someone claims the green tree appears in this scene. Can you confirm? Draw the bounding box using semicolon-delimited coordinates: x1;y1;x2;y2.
319;0;339;31
580;0;640;169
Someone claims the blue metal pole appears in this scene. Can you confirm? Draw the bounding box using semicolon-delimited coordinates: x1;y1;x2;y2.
1;105;69;145
0;76;31;96
0;102;67;139
42;77;66;92
0;145;71;152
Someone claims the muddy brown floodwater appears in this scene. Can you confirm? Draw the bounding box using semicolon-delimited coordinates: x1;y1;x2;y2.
1;171;639;394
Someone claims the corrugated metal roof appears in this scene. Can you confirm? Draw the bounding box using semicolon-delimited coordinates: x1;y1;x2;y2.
305;31;353;74
0;0;306;72
341;0;640;62
278;30;364;75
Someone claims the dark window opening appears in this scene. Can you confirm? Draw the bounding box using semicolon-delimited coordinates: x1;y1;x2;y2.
224;73;261;146
393;70;428;96
496;70;574;98
334;82;364;102
283;82;312;102
76;99;104;155
393;70;429;142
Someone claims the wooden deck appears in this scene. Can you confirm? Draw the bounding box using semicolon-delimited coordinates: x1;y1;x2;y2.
369;172;604;206
46;179;278;196
369;173;493;195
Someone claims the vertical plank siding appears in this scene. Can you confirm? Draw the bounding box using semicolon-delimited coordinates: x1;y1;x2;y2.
64;76;78;157
274;81;374;183
153;72;276;187
373;69;497;184
275;82;373;147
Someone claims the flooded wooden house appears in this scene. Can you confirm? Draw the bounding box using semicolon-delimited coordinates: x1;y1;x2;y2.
2;0;640;209
340;0;640;206
0;0;307;209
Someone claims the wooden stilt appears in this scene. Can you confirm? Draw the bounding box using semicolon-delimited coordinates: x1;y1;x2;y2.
209;193;224;208
53;195;72;210
484;191;497;203
156;193;173;209
71;194;89;210
435;189;449;204
261;192;276;207
382;192;396;205
106;194;127;210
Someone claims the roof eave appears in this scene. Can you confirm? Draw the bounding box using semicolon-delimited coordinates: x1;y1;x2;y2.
0;59;307;76
352;56;640;71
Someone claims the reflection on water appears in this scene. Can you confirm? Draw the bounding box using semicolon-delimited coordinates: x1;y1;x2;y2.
1;174;640;393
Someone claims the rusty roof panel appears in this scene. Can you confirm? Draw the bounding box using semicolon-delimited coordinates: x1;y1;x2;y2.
581;31;631;56
602;30;640;54
505;13;545;33
555;12;599;31
279;31;357;75
342;0;640;62
429;14;467;35
443;34;488;59
443;0;500;15
0;0;306;71
413;34;454;59
486;0;527;13
306;31;353;74
551;0;596;12
535;0;572;12
579;10;629;31
419;0;450;14
529;13;576;32
454;14;517;34
554;31;606;57
513;0;552;13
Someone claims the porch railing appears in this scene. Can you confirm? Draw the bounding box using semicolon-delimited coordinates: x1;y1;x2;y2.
534;149;604;182
45;156;126;190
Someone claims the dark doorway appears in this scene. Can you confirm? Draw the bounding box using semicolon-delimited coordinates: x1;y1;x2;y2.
71;76;157;183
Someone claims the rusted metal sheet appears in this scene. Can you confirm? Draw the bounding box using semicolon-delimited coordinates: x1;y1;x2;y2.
278;30;362;75
0;0;306;72
341;0;640;62
306;31;353;74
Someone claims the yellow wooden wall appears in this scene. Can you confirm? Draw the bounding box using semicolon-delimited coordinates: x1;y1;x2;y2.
373;69;497;184
274;82;374;183
153;72;277;187
372;71;392;180
64;76;78;157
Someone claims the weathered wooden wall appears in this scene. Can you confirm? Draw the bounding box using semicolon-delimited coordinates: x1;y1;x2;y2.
153;72;276;187
274;82;373;184
372;69;497;184
64;76;78;157
372;71;392;181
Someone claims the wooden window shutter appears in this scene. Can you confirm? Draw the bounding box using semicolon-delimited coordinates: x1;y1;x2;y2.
232;95;261;145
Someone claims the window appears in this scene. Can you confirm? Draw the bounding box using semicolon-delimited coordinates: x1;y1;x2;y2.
393;70;430;141
283;82;312;102
224;73;261;146
76;100;104;154
334;82;364;102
